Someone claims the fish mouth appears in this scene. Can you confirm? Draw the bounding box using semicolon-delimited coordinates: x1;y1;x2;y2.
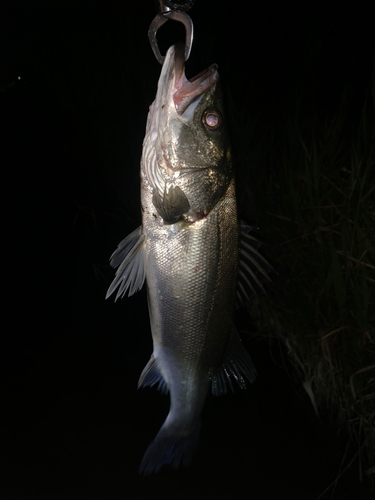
170;43;219;116
145;44;219;195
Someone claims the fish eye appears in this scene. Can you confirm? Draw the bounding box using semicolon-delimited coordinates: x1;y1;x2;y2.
202;109;222;131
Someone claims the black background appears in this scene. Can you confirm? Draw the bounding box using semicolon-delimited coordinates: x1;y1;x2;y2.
1;1;374;498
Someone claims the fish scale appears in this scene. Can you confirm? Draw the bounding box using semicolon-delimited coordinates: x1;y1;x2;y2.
106;43;271;475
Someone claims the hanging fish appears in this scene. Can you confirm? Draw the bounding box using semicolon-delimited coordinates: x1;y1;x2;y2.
106;43;272;475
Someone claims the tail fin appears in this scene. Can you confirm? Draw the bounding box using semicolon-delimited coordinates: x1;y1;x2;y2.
139;419;201;476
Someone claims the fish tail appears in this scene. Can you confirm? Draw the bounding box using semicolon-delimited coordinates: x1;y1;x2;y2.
139;417;201;476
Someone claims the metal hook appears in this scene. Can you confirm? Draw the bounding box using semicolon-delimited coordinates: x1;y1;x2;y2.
148;3;193;64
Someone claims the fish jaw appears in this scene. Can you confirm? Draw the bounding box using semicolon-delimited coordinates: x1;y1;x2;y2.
138;44;239;474
141;43;228;221
155;42;219;122
172;47;219;116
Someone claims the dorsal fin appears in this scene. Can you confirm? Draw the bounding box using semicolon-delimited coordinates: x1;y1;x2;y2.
212;328;257;396
236;224;275;308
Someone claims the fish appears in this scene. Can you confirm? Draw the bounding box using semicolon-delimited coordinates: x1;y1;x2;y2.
106;43;272;475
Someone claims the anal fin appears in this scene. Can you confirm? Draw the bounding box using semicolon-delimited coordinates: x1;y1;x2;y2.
138;355;169;395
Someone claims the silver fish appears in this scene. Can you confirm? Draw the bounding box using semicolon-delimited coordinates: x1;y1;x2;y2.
106;43;272;475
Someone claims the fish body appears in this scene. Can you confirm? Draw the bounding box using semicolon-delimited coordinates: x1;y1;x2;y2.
107;44;271;475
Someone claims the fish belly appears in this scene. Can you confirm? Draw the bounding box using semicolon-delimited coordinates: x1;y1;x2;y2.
139;179;238;474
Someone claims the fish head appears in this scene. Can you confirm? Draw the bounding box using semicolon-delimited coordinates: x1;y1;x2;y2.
143;43;233;222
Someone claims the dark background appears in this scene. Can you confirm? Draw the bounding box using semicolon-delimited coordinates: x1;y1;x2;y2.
1;1;374;498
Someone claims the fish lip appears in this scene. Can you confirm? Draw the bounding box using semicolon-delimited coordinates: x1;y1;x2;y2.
171;43;219;116
146;44;219;192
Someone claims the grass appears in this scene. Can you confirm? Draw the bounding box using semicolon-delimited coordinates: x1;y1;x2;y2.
231;61;375;489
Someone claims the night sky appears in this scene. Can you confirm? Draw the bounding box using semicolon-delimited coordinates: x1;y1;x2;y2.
1;1;374;499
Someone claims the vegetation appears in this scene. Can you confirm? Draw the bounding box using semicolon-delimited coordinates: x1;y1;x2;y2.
232;57;375;490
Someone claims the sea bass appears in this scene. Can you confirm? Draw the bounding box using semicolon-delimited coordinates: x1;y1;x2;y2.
106;43;271;475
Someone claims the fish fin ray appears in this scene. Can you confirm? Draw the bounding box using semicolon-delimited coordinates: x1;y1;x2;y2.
109;226;142;268
212;328;257;396
138;355;169;395
106;226;145;300
139;419;200;475
152;185;190;224
241;242;274;277
240;222;263;249
236;225;275;307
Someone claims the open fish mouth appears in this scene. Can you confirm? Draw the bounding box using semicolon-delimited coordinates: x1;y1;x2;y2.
143;43;220;204
171;43;219;115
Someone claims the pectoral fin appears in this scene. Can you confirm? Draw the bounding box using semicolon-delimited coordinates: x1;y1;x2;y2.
152;185;190;224
106;226;145;301
212;328;257;396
